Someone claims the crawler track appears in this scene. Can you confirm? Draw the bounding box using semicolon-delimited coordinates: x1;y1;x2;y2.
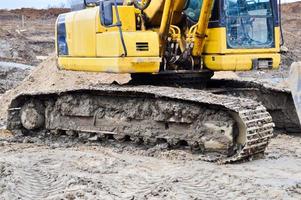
131;74;301;132
206;79;301;132
7;85;274;163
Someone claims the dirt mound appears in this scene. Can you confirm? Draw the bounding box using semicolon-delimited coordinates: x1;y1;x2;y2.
282;1;301;14
0;16;55;66
281;2;301;67
0;26;11;37
0;55;131;125
0;27;38;65
0;8;65;66
0;62;32;94
0;8;70;20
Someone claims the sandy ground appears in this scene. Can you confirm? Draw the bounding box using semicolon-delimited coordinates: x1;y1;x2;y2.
0;132;300;200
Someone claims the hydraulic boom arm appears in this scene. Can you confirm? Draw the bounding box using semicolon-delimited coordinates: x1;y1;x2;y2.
191;0;215;56
144;0;215;61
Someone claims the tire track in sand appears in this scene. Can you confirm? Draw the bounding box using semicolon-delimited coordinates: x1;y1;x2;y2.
9;159;67;200
97;162;223;199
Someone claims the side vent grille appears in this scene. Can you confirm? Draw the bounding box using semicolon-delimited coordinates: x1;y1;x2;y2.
136;42;149;51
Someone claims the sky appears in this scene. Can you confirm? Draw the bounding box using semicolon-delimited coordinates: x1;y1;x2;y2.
0;0;300;9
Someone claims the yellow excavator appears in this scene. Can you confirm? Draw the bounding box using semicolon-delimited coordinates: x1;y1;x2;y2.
7;0;289;163
58;0;280;73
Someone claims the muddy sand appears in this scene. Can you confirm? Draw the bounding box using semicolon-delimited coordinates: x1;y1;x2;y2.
0;132;300;200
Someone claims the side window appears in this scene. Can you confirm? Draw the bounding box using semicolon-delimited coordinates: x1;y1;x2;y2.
224;0;275;49
184;0;203;23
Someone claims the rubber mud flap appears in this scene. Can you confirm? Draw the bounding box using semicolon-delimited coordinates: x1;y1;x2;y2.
289;62;301;124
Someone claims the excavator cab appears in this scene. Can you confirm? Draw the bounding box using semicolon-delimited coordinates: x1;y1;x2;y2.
202;0;280;71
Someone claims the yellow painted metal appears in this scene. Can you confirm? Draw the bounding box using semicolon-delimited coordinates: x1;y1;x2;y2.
58;57;161;73
203;26;281;71
159;0;175;56
56;1;281;74
204;53;280;71
192;0;215;57
203;28;226;54
96;6;136;32
204;27;281;54
96;31;160;57
57;3;160;73
144;0;186;26
65;8;98;57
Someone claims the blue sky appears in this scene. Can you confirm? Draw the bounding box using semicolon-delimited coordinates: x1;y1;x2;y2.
0;0;70;9
0;0;299;9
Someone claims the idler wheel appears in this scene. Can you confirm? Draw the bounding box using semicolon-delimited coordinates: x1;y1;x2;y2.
20;101;45;130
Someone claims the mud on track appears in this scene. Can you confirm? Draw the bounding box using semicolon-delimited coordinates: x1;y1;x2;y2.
0;132;300;200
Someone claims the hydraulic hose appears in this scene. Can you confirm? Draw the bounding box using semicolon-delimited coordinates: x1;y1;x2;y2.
113;0;128;57
99;0;128;57
279;0;284;46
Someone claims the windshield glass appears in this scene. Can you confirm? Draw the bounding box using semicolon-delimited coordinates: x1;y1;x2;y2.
224;0;275;49
184;0;203;23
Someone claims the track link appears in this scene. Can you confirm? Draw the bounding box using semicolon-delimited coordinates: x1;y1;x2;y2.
7;85;274;163
132;74;300;132
206;79;300;132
